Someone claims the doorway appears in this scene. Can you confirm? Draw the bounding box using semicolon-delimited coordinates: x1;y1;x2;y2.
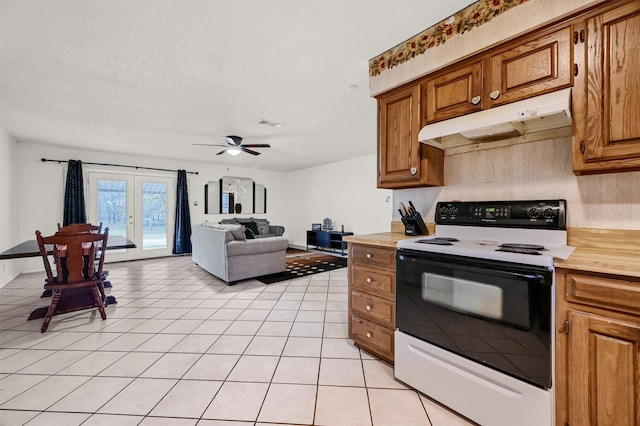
87;171;175;261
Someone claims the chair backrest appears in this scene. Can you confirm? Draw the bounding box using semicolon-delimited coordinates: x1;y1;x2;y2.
36;228;109;284
56;222;103;234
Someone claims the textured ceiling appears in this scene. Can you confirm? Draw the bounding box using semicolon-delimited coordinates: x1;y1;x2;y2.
0;0;476;172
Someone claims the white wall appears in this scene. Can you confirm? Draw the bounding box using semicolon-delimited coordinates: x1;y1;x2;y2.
5;141;289;282
0;128;19;285
394;137;640;230
286;154;393;248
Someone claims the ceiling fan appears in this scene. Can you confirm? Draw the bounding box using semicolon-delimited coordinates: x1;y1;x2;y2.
193;135;271;156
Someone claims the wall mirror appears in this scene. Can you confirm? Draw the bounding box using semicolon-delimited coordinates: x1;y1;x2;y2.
205;177;267;214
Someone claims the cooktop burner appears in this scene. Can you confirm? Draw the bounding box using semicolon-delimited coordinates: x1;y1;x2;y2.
417;237;460;246
499;243;546;250
496;247;543;255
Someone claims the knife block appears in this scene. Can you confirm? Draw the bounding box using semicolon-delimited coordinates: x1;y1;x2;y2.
401;213;429;236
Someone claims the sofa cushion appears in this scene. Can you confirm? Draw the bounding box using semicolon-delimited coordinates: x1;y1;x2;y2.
242;221;260;236
226;237;289;257
256;222;270;235
229;226;246;241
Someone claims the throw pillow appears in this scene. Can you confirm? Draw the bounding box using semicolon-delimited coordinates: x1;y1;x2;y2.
230;226;247;241
257;223;270;235
243;221;260;236
245;227;256;239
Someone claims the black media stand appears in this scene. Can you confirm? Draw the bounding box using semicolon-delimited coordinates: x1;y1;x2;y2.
306;230;353;255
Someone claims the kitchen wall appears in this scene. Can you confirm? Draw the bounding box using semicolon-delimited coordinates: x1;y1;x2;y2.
0;130;19;285
286;154;393;248
394;136;640;230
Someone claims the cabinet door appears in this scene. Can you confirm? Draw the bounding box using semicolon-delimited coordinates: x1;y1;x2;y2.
567;310;640;426
424;61;483;123
487;26;572;108
377;84;422;186
581;2;640;166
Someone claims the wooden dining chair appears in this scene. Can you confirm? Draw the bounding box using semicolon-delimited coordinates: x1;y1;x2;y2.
56;222;110;284
35;227;109;332
57;222;103;234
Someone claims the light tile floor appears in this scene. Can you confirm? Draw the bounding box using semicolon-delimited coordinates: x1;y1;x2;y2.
0;256;475;425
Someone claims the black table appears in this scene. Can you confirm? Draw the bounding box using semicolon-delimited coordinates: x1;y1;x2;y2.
0;236;136;321
0;235;135;259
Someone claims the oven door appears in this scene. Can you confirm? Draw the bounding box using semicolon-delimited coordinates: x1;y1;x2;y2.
396;249;552;389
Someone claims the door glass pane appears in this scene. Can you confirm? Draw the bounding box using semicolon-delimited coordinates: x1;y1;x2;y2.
142;182;167;249
97;179;127;238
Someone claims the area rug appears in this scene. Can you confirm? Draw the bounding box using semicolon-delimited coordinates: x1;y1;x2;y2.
255;250;347;284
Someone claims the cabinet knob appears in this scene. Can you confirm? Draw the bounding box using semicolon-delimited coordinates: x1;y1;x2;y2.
366;332;372;338
366;253;372;259
489;90;500;100
366;305;372;311
366;277;372;283
471;95;481;105
410;167;417;175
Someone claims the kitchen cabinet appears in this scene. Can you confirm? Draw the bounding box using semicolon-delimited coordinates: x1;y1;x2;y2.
423;26;572;124
556;269;640;426
572;1;640;174
347;243;396;362
377;83;444;189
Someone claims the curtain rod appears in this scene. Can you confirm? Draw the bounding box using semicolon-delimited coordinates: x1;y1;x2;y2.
41;158;198;175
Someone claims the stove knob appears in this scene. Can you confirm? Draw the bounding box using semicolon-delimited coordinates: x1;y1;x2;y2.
527;207;540;218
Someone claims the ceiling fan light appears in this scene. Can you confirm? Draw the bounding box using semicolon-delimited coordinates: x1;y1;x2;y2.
227;147;241;156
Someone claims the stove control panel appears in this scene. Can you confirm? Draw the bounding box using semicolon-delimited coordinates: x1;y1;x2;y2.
435;200;566;229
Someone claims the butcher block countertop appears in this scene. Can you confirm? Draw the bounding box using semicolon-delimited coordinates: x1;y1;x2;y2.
342;232;414;249
555;248;640;278
344;225;639;279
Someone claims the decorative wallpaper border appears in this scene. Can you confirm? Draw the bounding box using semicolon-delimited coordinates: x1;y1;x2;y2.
369;0;530;77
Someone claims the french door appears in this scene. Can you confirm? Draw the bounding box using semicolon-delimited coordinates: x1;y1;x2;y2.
87;172;175;261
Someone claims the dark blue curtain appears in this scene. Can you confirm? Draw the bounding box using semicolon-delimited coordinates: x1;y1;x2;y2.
63;160;86;226
173;169;192;254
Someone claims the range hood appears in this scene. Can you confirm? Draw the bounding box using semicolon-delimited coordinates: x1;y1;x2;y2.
419;88;572;150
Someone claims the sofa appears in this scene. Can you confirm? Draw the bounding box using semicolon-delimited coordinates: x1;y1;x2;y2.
191;222;289;284
220;217;284;239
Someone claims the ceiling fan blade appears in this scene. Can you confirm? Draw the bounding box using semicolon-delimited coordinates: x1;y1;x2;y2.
193;143;227;147
241;147;261;156
216;149;226;155
224;135;243;146
241;144;271;148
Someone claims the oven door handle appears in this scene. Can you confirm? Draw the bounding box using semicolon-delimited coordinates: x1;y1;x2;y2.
397;253;548;284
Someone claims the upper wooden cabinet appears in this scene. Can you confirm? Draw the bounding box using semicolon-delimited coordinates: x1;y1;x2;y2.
572;1;640;174
487;26;572;108
377;83;444;189
423;27;572;124
424;61;483;123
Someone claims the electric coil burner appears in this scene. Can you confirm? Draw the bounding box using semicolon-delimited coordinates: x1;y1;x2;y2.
394;199;568;426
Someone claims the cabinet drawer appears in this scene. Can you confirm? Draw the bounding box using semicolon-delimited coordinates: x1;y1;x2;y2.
351;290;394;328
567;273;640;315
350;245;395;269
352;265;394;299
351;315;394;361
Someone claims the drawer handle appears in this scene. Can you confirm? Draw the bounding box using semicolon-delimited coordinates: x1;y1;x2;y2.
470;95;481;105
366;277;372;283
366;305;372;311
366;332;372;338
490;90;500;100
366;253;372;259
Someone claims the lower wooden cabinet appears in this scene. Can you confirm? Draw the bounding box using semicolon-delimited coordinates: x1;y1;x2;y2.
556;269;640;426
347;243;396;362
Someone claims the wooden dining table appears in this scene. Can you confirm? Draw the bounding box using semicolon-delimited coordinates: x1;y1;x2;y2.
0;235;136;320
